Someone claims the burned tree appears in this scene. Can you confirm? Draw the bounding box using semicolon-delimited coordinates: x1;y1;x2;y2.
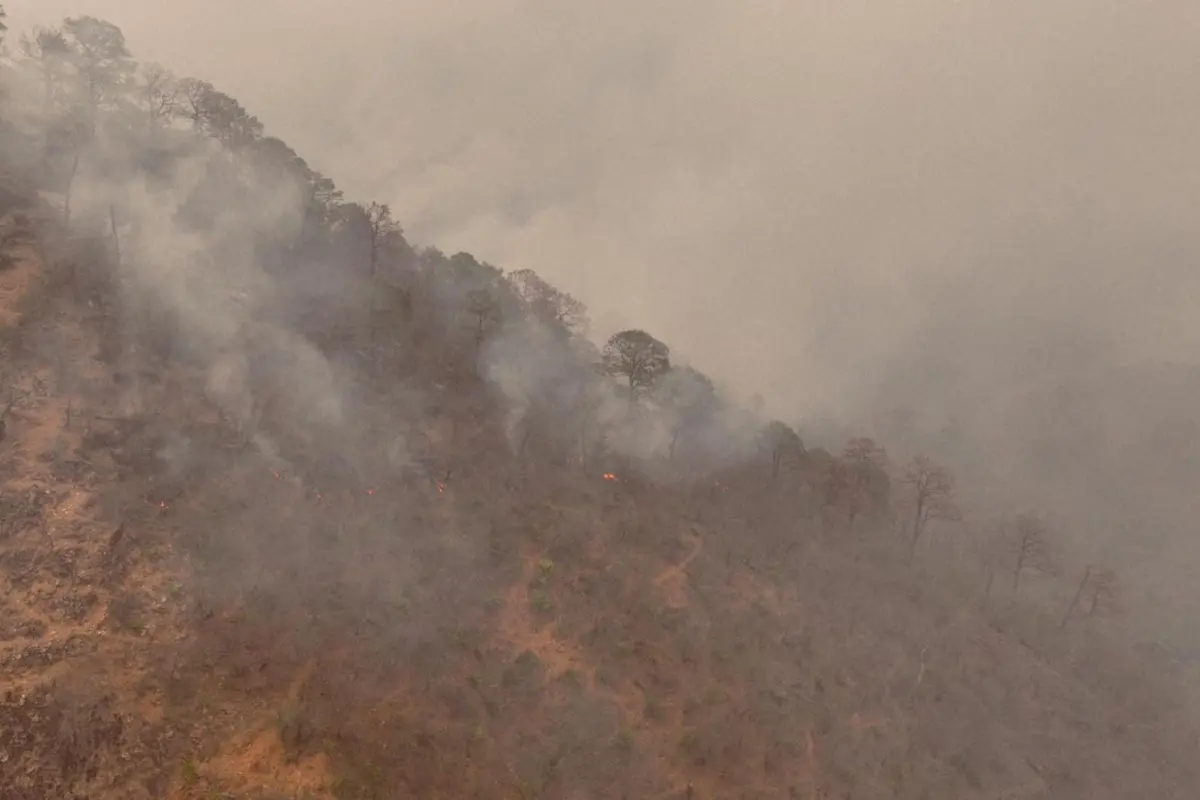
900;454;958;560
834;437;890;526
1009;512;1055;595
465;289;501;347
1062;565;1121;627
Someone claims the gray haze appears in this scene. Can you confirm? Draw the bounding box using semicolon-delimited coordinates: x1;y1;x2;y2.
8;1;1200;642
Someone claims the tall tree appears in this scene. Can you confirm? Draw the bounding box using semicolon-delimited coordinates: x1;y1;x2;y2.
20;27;73;122
601;329;670;407
136;62;178;130
836;437;890;525
900;454;958;561
176;78;261;148
465;288;501;346
1061;565;1121;627
365;201;403;277
61;16;135;135
1009;512;1055;595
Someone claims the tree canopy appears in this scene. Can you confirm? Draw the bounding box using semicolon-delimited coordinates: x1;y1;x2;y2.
601;328;671;399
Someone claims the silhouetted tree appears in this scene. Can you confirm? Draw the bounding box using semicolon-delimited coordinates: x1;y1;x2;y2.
601;329;670;407
135;62;178;130
61;16;134;135
900;454;958;560
177;77;213;132
465;289;501;346
19;27;74;167
836;437;889;525
508;268;590;335
1062;565;1121;627
1009;512;1054;595
365;201;402;277
761;420;804;485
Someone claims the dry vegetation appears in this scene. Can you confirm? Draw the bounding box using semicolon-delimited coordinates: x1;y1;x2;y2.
1;10;1199;800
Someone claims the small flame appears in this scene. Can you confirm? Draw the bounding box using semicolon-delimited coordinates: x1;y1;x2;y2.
436;481;446;494
603;473;618;482
271;470;281;480
366;488;375;496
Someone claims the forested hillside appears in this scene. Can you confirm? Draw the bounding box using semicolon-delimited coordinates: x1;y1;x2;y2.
1;11;1198;799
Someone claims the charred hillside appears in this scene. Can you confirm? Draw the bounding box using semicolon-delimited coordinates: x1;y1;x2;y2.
1;11;1198;800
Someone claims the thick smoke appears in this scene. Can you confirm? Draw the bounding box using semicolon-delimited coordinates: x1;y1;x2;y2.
6;0;1200;650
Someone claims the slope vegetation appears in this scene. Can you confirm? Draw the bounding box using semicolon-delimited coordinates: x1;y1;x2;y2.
0;12;1198;800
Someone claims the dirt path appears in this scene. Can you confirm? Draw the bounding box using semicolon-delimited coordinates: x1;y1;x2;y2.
652;528;704;609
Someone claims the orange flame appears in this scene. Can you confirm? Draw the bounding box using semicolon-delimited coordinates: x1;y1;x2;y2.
602;473;618;481
436;481;446;494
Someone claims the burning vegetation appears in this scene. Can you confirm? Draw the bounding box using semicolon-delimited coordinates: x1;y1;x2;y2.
0;9;1196;800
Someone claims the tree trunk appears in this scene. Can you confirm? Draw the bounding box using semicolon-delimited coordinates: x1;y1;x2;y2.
109;204;121;266
63;149;80;226
1061;566;1091;628
907;499;925;561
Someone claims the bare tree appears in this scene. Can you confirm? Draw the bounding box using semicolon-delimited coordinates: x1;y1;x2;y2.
900;454;958;561
1062;565;1121;627
366;201;402;277
137;62;178;129
176;77;212;133
837;437;889;526
465;289;500;346
508;268;590;335
601;329;670;409
1009;512;1054;596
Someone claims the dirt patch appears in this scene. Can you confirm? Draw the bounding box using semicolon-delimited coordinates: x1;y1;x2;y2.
652;529;704;609
0;243;38;329
189;723;335;799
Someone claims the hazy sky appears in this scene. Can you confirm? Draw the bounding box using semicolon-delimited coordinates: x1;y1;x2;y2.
7;0;1200;423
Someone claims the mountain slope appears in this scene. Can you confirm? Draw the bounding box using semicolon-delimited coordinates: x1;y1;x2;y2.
0;12;1198;799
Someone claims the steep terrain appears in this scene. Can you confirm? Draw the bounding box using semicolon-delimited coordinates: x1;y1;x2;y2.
2;11;1200;799
2;197;1199;799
